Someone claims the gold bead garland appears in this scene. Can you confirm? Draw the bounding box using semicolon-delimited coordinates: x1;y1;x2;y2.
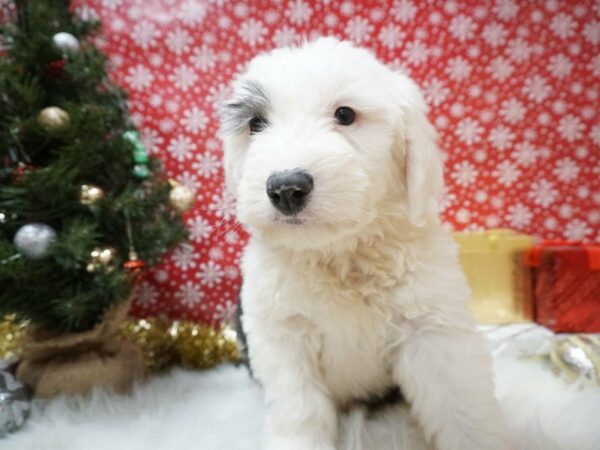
0;315;29;363
0;315;240;371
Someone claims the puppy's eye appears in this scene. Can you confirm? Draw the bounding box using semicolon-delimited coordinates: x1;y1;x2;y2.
249;115;268;134
334;107;356;126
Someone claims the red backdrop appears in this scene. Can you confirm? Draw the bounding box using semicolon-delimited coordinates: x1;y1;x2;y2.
77;0;600;324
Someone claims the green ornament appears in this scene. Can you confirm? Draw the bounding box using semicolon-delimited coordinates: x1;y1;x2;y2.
133;148;149;164
133;164;150;178
123;130;142;146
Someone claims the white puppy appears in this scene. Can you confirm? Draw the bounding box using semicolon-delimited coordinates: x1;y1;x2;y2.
219;38;512;450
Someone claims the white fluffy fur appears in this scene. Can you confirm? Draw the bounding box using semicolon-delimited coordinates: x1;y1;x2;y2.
4;357;600;450
219;38;511;450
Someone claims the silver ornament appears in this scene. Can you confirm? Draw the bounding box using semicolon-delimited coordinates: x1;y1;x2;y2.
13;223;57;259
0;370;30;438
52;32;80;54
550;336;600;385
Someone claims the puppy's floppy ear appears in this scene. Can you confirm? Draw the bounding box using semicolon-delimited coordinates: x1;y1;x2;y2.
391;73;444;228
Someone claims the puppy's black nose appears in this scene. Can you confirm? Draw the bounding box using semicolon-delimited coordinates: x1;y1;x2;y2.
266;170;313;216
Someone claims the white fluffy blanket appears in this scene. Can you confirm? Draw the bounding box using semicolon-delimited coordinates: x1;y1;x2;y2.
4;325;600;450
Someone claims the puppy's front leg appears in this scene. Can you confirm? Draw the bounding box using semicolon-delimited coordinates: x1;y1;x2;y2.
253;326;337;450
394;328;513;450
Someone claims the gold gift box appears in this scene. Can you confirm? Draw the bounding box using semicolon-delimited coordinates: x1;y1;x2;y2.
454;229;534;324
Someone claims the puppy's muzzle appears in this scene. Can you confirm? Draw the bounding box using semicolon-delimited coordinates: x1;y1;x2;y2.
266;169;313;216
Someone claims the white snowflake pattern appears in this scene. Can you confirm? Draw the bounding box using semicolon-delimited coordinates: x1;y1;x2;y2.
370;7;386;22
507;203;532;228
455;208;471;224
513;142;538;166
423;78;449;106
171;243;198;271
178;0;208;25
391;0;417;23
553;157;580;182
529;179;558;207
557;114;585;142
482;22;508;47
207;83;232;110
209;190;236;220
590;124;600;146
488;125;515;150
494;160;521;186
233;3;249;18
378;24;405;49
175;281;204;308
324;12;339;28
273;26;299;47
402;41;429;65
487;57;514;82
494;0;519;21
439;190;456;212
449;14;477;42
506;38;532;63
188;215;212;242
286;0;312;25
588;55;600;77
125;64;154;90
169;65;198;92
193;152;221;178
166;28;191;55
177;171;201;194
583;20;600;45
131;281;159;307
212;299;237;323
547;54;573;79
522;75;552;103
181;107;208;134
564;219;592;241
446;57;472;81
239;19;267;46
197;261;225;288
140;128;164;154
451;161;478;187
550;13;577;39
455;118;484;144
500;98;526;123
192;46;218;71
132;21;159;49
168;135;196;162
99;0;123;10
345;17;373;44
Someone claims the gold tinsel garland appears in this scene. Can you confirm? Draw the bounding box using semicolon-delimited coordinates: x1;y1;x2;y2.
0;315;240;371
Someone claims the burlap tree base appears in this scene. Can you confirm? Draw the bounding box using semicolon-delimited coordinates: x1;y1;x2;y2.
16;301;145;399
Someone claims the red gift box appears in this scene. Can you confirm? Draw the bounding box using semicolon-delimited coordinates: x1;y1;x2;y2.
525;242;600;332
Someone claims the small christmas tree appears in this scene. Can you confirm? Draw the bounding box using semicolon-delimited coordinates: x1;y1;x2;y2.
0;0;188;334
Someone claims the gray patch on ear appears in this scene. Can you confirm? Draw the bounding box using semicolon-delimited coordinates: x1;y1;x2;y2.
220;80;270;135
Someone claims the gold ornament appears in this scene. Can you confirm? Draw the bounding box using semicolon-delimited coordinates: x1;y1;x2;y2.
86;246;117;272
37;106;70;133
79;184;104;205
168;180;195;213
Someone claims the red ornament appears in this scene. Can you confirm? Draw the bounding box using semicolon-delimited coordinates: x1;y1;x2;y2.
12;163;33;183
44;59;66;79
124;252;145;278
